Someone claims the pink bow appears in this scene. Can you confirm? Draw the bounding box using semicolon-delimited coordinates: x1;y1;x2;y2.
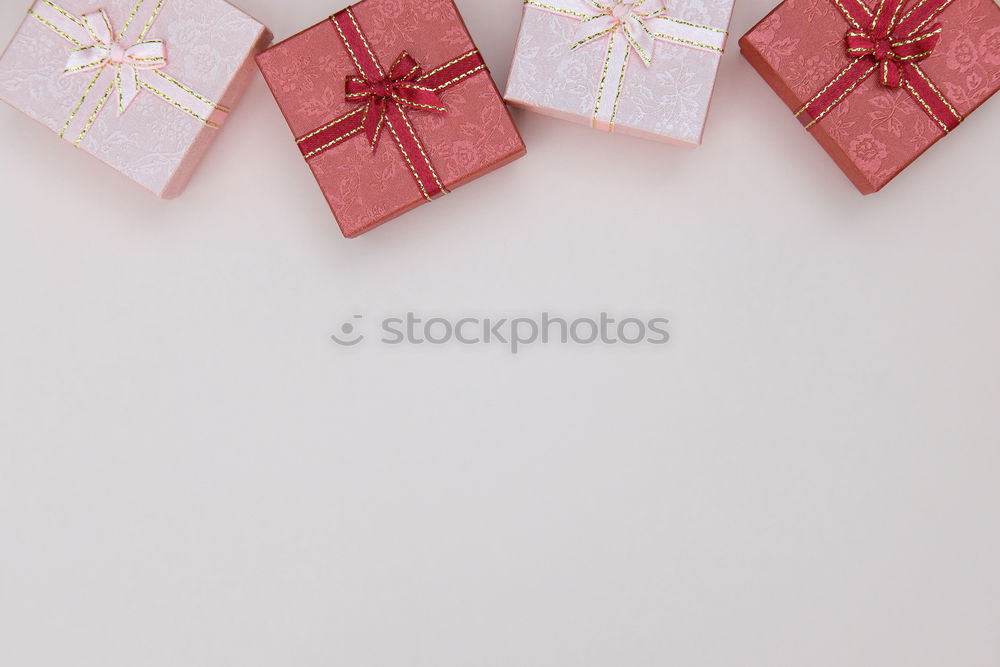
844;2;942;87
345;52;447;150
63;9;167;114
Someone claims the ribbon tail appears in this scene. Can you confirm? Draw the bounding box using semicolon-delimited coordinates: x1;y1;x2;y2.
116;65;141;115
81;9;113;46
64;46;109;74
623;16;657;65
383;102;446;201
364;98;386;150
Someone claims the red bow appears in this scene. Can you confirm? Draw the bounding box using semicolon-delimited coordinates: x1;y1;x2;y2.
844;2;943;87
295;8;487;202
345;52;448;150
797;0;963;133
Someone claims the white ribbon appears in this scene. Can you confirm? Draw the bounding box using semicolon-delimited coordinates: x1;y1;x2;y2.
28;0;228;145
523;0;728;129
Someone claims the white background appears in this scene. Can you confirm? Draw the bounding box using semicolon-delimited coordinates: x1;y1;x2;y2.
1;0;999;665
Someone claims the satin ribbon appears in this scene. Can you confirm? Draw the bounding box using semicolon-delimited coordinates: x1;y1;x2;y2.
295;8;488;202
523;0;729;130
796;0;962;133
28;0;229;146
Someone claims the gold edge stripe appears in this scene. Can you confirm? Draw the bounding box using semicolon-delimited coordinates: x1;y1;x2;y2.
116;65;124;114
302;126;363;159
385;118;433;201
652;33;724;52
396;106;446;194
136;0;165;41
657;16;728;34
58;68;103;137
896;50;933;61
296;106;365;144
430;64;486;91
332;14;368;82
608;47;629;131
418;51;479;81
592;32;615;127
139;80;220;127
28;10;85;47
804;63;877;128
152;70;229;112
118;0;145;40
904;79;949;131
523;1;590;18
795;56;866;115
392;92;446;113
571;28;615;49
82;13;106;45
910;63;962;121
64;60;104;73
896;0;929;27
892;26;940;46
830;0;867;29
347;8;386;78
42;0;84;29
74;79;114;145
622;24;652;62
908;0;953;37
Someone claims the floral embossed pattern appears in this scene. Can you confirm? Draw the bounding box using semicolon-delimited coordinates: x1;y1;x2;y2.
740;0;1000;193
0;0;269;198
256;0;526;238
505;0;736;147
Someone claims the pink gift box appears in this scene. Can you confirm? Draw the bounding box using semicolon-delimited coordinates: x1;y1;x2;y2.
504;0;735;147
0;0;271;198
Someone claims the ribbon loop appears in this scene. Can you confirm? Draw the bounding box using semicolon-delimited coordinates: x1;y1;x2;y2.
343;50;448;149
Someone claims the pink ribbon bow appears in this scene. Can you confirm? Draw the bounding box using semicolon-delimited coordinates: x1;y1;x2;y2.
344;51;448;150
63;9;167;115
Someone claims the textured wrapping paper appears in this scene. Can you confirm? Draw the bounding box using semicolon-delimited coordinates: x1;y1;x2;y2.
505;0;736;147
256;0;526;239
740;0;1000;194
0;0;271;199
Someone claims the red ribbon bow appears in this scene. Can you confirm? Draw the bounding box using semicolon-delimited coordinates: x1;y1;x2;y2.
798;0;963;132
346;51;448;150
295;8;488;201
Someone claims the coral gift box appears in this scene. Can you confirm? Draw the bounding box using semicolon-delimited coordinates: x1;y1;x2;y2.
505;0;735;147
740;0;1000;193
0;0;271;199
256;0;526;239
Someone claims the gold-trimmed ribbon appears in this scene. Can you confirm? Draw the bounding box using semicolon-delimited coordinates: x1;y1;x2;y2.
28;0;229;146
523;0;729;130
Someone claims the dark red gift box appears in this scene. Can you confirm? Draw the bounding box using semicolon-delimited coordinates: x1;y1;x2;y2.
740;0;1000;193
257;0;526;237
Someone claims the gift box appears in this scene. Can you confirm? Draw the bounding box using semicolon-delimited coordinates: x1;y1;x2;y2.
256;0;526;239
504;0;734;147
740;0;1000;193
0;0;271;199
